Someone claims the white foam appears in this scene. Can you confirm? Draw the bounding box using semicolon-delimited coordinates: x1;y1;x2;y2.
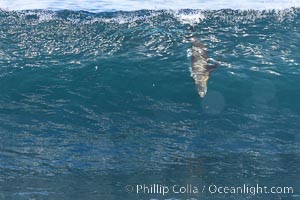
0;0;299;12
172;10;204;25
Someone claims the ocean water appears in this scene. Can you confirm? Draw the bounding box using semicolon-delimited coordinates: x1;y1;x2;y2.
0;3;300;200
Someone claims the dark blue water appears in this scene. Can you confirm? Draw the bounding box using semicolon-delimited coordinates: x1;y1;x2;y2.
0;8;300;200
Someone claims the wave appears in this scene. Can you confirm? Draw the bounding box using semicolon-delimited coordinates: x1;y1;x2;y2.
0;6;300;179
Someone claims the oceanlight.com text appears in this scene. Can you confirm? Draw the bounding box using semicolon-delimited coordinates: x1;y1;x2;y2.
125;184;294;196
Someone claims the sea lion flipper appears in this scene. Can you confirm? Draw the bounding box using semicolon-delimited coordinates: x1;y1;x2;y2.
208;55;221;72
208;62;218;72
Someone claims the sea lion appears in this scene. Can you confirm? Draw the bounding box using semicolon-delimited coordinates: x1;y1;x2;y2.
191;37;218;98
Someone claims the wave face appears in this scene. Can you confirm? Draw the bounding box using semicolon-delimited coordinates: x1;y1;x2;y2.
0;9;300;199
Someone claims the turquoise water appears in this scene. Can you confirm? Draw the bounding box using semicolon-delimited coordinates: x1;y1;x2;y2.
0;8;300;200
